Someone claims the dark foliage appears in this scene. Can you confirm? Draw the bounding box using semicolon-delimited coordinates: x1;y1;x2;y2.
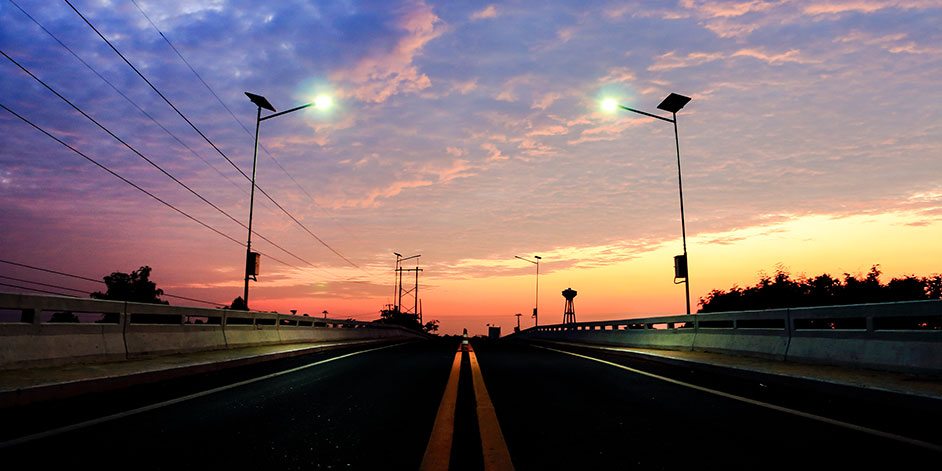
48;311;79;323
91;266;167;304
375;307;439;334
699;265;942;313
225;296;248;311
90;266;167;323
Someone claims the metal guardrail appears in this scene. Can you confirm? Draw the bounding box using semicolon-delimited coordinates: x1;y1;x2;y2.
0;292;421;368
512;299;942;374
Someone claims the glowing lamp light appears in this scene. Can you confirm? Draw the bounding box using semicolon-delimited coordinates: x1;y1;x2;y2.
314;94;332;110
601;98;618;113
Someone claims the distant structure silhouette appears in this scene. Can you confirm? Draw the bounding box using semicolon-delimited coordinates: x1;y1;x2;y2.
562;288;577;324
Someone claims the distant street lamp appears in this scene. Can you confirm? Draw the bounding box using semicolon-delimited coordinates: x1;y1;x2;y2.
602;93;693;314
515;255;542;326
242;92;331;310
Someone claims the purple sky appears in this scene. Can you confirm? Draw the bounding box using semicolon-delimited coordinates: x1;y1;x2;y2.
2;1;941;334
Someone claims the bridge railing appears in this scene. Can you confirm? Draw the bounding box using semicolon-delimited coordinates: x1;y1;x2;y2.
512;299;942;375
0;292;422;369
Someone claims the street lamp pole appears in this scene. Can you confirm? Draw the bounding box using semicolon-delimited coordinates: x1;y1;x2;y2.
515;255;542;326
242;92;330;310
604;93;692;314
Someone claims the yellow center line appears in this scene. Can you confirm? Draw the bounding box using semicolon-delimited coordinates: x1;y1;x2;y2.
468;346;516;471
419;348;463;471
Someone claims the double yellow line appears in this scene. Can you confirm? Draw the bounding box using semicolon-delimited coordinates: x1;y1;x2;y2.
420;345;515;471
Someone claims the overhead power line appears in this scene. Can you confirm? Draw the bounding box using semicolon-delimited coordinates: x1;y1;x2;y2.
64;0;361;270
0;101;296;273
0;49;333;275
129;0;357;235
0;259;227;306
7;0;247;197
0;275;89;294
0;282;78;297
0;259;101;284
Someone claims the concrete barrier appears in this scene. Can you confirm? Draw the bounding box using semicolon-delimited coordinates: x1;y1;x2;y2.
0;292;424;369
512;300;942;375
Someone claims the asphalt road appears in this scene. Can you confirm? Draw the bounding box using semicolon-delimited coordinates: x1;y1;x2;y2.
2;337;940;469
474;339;942;469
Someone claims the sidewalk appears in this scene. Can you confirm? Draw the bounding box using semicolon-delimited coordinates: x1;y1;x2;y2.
548;341;942;401
0;339;387;407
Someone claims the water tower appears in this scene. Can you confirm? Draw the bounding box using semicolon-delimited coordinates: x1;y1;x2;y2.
562;288;577;324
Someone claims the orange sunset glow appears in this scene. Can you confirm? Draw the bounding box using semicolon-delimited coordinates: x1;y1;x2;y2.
2;1;940;335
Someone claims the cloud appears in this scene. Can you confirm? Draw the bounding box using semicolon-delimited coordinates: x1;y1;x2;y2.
494;74;536;103
517;139;556;157
702;19;762;37
557;26;577;42
526;125;569;137
482;142;508;161
567;117;645;145
731;48;812;64
802;0;939;15
888;42;942;54
598;67;636;84
332;178;435;208
648;51;724;71
470;5;499;20
679;0;784;18
450;78;479;94
330;1;445;103
428;159;478;183
531;92;561;110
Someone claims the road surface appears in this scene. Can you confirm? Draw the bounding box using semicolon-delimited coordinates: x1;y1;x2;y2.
2;337;939;469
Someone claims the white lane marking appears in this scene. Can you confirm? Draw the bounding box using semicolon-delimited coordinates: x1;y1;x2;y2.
536;344;942;453
1;342;408;449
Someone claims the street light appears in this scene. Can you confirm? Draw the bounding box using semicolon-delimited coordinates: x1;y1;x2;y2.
242;91;331;310
515;255;542;326
602;92;693;315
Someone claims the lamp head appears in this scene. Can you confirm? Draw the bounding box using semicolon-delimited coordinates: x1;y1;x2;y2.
313;94;332;110
601;99;618;113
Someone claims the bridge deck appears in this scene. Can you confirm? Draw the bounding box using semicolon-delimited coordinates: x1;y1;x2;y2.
3;338;939;409
0;339;391;407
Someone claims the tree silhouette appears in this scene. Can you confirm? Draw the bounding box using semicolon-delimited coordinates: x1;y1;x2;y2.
226;296;248;311
90;266;168;323
374;306;438;334
699;265;942;313
423;320;440;334
91;266;168;304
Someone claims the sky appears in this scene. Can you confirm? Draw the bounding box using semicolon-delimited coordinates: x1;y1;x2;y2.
1;0;940;335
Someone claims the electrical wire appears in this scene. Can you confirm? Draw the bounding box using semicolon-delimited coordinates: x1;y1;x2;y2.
0;49;332;275
64;0;362;270
129;0;362;243
0;259;226;306
0;101;294;273
0;275;89;294
0;282;78;297
7;0;247;198
0;259;101;283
